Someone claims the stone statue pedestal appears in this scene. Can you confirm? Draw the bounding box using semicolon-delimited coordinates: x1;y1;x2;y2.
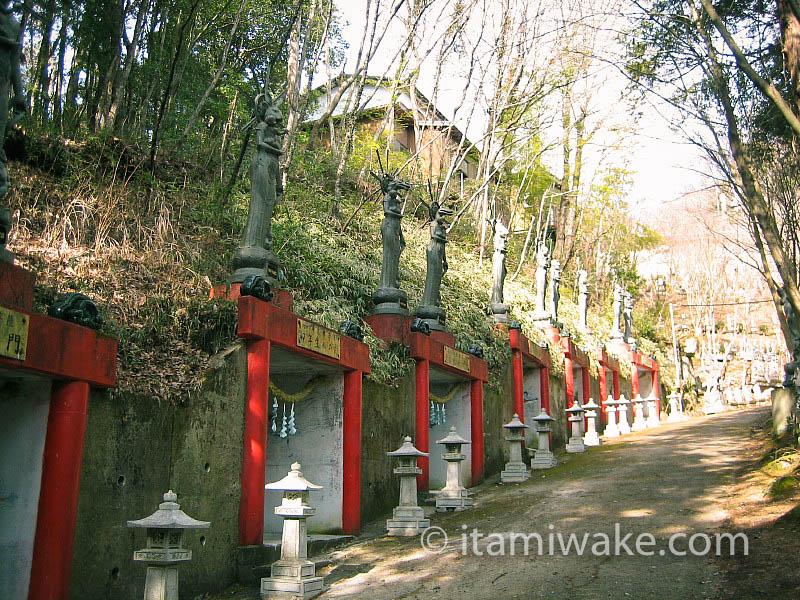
489;302;511;324
415;304;447;333
372;287;408;316
232;246;281;288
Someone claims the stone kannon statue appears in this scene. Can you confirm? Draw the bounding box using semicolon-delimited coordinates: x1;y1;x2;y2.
371;171;411;315
415;201;453;331
533;241;550;319
623;290;634;343
232;90;286;285
0;4;25;264
489;221;510;323
577;269;589;332
548;259;561;323
610;284;624;340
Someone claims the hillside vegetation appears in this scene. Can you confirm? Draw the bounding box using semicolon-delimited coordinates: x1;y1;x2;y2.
5;129;670;401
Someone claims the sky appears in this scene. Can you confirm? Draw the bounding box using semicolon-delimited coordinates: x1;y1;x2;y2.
328;0;709;217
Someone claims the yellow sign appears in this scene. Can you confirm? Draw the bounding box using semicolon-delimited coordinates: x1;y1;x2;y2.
0;306;28;361
296;319;341;360
443;346;470;372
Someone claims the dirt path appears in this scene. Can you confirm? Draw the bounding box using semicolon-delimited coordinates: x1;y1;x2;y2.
314;408;770;600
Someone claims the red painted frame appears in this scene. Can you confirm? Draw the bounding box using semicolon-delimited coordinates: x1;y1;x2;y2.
236;295;370;543
597;348;621;424
1;262;118;600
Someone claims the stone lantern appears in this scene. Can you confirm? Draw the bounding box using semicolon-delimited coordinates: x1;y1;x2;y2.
617;394;632;434
582;398;602;446
126;490;210;600
386;436;430;536
434;427;474;512
566;403;586;453
501;414;531;483
631;394;648;431
602;395;620;438
666;391;686;423
260;463;324;600
530;409;557;469
645;392;660;427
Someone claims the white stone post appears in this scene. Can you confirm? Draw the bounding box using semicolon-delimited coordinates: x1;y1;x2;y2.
261;463;324;600
566;403;586;453
582;398;602;446
645;393;660;427
530;410;557;469
501;414;531;482
127;491;210;600
386;437;430;536
631;394;648;431
602;395;620;438
617;394;632;434
434;427;474;512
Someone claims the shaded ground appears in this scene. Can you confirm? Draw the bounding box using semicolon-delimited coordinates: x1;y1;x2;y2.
208;407;800;599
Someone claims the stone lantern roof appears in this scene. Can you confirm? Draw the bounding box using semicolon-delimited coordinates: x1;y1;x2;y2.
126;491;210;530
532;409;555;423
436;426;470;446
388;436;428;457
503;413;529;432
265;462;323;492
582;398;600;410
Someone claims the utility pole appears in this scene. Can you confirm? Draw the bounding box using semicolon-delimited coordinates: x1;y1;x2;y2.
670;303;683;407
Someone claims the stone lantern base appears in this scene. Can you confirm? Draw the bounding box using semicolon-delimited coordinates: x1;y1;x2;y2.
434;490;474;512
500;460;531;483
531;449;557;469
583;429;601;446
566;435;586;453
387;506;430;536
261;559;324;600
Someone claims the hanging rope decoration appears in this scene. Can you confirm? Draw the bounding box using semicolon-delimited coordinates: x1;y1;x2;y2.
429;384;460;428
269;376;326;438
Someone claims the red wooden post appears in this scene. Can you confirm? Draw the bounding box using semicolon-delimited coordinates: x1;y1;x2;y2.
342;369;362;534
415;358;430;491
470;378;485;485
582;367;591;429
512;347;525;420
599;366;608;424
541;366;553;447
653;367;661;415
28;381;90;600
239;338;270;546
631;363;640;398
613;370;620;399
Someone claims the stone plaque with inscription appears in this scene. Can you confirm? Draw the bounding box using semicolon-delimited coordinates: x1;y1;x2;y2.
443;346;470;372
0;306;28;360
297;319;341;360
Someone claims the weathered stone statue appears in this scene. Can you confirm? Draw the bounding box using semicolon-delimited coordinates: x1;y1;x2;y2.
577;269;589;332
415;201;453;331
372;172;410;315
232;90;286;285
548;259;561;323
532;242;550;320
610;284;624;340
0;4;25;264
489;221;510;323
623;290;634;343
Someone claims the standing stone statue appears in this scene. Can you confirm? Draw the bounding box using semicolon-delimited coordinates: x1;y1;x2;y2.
577;269;589;332
610;284;624;340
548;259;561;324
371;172;410;315
415;201;453;331
532;242;550;320
0;4;25;264
489;221;510;323
232;90;286;285
623;290;634;343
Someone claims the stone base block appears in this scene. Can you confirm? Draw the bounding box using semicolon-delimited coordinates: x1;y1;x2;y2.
583;432;601;446
631;418;647;432
566;437;586;453
531;450;557;469
617;422;631;435
646;415;660;427
500;462;531;483
387;517;430;536
260;575;324;600
434;490;473;512
603;425;620;438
